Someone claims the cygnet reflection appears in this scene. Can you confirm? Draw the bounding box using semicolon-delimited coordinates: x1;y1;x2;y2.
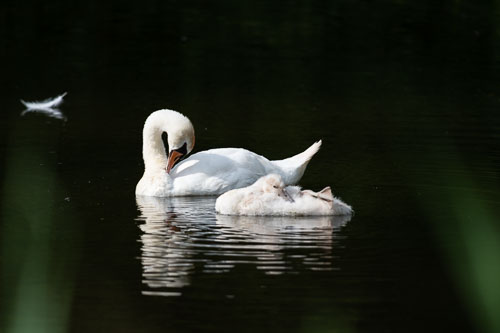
215;214;351;273
136;195;352;296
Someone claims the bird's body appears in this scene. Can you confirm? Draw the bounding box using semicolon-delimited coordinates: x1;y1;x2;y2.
215;174;353;216
136;109;322;197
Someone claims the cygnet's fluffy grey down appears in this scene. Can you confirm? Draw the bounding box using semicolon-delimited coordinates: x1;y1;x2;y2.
215;174;353;216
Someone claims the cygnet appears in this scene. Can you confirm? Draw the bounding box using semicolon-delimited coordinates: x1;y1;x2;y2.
215;174;353;216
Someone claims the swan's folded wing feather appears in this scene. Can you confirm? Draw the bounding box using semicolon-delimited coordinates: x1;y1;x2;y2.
169;148;270;195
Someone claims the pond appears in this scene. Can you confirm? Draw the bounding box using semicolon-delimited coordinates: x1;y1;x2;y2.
1;1;499;332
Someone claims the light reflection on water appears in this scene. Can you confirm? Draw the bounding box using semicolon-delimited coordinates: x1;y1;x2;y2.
135;195;351;296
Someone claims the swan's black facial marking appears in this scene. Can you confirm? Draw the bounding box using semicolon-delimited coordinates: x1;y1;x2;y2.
173;142;188;157
161;132;168;150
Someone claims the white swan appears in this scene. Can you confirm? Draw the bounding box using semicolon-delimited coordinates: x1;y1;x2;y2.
215;174;353;216
136;109;322;197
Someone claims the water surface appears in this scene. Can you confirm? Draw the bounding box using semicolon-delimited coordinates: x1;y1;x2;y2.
1;1;500;332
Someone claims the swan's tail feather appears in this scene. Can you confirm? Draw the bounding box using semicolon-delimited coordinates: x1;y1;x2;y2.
276;140;322;166
271;140;322;184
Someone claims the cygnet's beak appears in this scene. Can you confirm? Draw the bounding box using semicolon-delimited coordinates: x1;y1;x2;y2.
166;150;184;174
281;188;294;203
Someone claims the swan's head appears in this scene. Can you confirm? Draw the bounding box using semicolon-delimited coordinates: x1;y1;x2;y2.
257;174;294;202
148;109;194;173
142;109;195;175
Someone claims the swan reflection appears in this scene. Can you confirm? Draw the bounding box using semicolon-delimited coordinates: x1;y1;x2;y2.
136;195;352;296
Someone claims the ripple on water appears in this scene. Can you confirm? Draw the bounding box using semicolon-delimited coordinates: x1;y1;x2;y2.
135;195;352;296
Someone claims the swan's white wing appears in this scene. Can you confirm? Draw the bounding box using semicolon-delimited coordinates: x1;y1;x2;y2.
21;92;67;110
169;148;279;196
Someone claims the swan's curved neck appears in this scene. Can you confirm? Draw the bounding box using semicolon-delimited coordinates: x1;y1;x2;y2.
142;113;170;173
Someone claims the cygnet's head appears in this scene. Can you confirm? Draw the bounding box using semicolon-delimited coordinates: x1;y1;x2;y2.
257;174;294;202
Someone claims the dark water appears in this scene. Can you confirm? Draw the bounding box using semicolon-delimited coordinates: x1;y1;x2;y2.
1;1;500;332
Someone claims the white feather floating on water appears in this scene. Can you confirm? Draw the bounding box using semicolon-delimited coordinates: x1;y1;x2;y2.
21;92;67;110
20;92;67;120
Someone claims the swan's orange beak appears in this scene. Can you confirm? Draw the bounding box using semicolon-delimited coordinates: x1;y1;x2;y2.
166;150;183;174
